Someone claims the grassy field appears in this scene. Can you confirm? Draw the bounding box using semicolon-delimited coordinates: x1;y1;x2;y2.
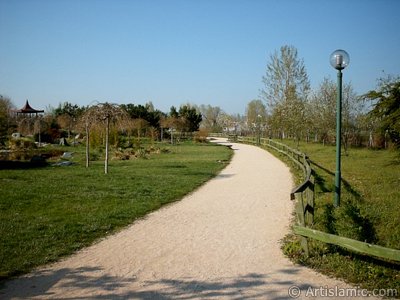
270;140;400;294
0;141;232;282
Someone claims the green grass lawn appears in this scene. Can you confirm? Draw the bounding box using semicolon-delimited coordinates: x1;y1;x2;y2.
271;140;400;294
0;141;232;281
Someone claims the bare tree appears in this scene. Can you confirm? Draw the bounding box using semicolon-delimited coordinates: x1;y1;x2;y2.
79;106;97;168
199;104;222;132
132;118;149;142
309;78;337;145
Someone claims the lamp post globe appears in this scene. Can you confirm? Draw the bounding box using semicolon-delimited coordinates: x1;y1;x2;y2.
330;49;350;70
330;49;350;207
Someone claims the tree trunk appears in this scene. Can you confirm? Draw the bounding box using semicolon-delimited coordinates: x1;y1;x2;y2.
85;124;90;168
105;117;109;174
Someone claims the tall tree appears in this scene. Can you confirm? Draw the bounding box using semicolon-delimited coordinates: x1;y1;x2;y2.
308;78;361;148
246;99;267;127
0;96;15;144
262;45;310;107
362;75;400;149
246;99;267;141
178;104;202;132
199;104;223;132
261;45;310;142
341;82;361;152
309;78;337;144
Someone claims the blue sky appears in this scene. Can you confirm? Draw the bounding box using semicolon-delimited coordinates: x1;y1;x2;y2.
1;0;399;114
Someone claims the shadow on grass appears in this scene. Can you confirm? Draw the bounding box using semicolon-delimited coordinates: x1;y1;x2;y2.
310;160;363;203
0;160;48;170
310;160;378;245
1;267;319;300
385;155;400;167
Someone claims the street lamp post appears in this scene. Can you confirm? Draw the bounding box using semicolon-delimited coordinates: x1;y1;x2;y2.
330;49;350;207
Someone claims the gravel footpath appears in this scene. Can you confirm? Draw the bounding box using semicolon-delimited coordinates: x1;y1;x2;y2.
1;138;377;299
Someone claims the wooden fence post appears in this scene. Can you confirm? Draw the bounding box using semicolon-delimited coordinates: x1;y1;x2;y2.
295;193;309;256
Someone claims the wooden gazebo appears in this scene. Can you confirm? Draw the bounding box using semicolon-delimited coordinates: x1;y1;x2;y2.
14;100;44;117
13;100;45;138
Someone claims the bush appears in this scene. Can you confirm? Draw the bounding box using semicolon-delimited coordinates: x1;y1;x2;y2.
194;129;209;143
9;138;37;151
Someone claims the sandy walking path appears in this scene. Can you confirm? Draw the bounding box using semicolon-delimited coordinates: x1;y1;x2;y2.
1;139;374;299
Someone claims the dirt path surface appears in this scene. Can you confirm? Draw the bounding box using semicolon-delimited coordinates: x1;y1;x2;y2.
1;139;375;299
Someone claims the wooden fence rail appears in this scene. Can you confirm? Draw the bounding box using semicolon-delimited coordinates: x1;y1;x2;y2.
229;135;400;262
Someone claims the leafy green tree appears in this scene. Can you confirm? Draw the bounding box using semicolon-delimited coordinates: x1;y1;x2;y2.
362;75;400;149
246;100;267;124
246;99;267;134
169;106;179;118
178;105;202;132
54;102;86;117
121;103;165;141
54;102;86;139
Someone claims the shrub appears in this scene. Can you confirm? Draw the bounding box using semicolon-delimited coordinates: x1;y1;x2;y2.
9;138;37;151
194;129;209;143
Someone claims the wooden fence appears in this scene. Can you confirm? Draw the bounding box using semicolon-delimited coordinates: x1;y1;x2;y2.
227;135;400;262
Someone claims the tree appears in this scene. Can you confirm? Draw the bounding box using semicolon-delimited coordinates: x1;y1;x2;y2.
79;107;98;168
0;96;15;144
121;103;163;133
362;75;400;149
96;103;128;174
178;105;202;132
131;118;149;141
246;99;267;142
341;82;361;152
307;78;361;149
54;102;86;142
199;104;223;132
309;78;337;144
246;99;267;130
169;106;179;118
80;103;128;173
261;45;310;142
262;45;310;106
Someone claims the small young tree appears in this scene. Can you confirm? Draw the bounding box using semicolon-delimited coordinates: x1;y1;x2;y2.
94;103;128;174
79;106;97;168
80;102;128;173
